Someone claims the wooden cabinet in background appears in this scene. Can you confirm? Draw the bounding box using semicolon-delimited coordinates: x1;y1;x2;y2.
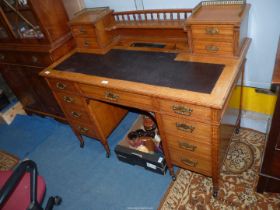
0;0;75;120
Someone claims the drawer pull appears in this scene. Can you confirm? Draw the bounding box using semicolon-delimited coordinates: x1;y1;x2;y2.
176;123;195;133
105;91;119;101
63;96;74;103
181;158;198;167
179;142;197;151
78;126;89;134
172;105;193;116
79;27;87;34
56;82;66;90
84;41;90;47
0;54;5;60
205;45;219;52
71;111;81;118
205;27;219;35
32;56;38;63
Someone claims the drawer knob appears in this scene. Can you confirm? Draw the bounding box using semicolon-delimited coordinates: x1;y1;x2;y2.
179;141;197;151
56;82;66;90
105;91;119;101
78;126;89;134
32;56;38;63
172;105;193;116
71;111;81;118
205;45;219;52
176;123;195;133
63;96;74;103
181;158;197;167
84;41;90;47
0;54;5;60
205;27;219;35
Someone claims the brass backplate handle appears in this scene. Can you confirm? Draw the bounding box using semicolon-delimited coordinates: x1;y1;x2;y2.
84;41;90;47
179;141;197;151
105;91;119;101
205;45;219;52
205;27;219;35
78;126;89;133
172;105;193;116
32;56;38;63
63;96;74;103
176;123;195;133
71;111;81;118
181;158;198;167
56;82;66;90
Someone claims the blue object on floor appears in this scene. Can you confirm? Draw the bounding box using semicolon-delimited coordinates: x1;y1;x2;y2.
27;112;171;210
0;115;61;159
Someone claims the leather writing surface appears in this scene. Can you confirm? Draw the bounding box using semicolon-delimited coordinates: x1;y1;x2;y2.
54;50;224;94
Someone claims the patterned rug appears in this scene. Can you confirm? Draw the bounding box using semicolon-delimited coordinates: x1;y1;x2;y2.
0;150;19;171
159;129;280;210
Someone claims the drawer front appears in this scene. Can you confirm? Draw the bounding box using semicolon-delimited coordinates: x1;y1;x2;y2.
76;38;99;49
48;79;78;93
71;25;96;37
55;92;85;109
161;115;212;141
0;51;17;64
79;84;154;111
191;25;234;42
19;53;52;67
166;134;211;156
64;107;91;124
193;40;233;56
169;147;212;175
70;120;98;139
159;99;211;122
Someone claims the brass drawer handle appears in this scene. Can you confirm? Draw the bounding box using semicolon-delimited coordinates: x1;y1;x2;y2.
78;126;89;134
205;45;219;52
205;27;219;35
84;41;90;47
32;56;38;63
71;111;81;118
56;82;66;90
63;96;74;103
0;54;5;60
176;123;195;133
179;141;197;151
172;105;193;116
105;91;119;101
181;158;198;167
79;27;87;34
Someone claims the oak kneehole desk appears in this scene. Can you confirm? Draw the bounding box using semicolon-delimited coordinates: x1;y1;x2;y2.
40;39;250;196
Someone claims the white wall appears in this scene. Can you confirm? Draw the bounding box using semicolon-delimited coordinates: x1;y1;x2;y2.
84;0;280;89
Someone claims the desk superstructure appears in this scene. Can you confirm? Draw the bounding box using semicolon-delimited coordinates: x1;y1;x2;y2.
40;1;251;197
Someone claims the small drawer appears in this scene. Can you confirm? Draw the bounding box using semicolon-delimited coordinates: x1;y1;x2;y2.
79;84;154;111
161;115;211;141
64;107;91;124
166;134;211;156
19;53;52;67
193;40;233;56
159;99;211;122
48;79;78;93
192;25;234;41
71;25;96;37
70;121;98;139
55;92;85;108
75;38;99;49
169;147;212;175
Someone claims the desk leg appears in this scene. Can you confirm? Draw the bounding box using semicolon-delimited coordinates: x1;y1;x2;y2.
73;130;85;148
155;113;175;180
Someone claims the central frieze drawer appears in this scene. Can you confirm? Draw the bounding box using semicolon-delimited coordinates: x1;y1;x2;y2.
162;115;212;140
79;84;154;110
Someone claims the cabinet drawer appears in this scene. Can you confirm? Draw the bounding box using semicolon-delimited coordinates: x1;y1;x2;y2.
19;53;52;67
159;99;211;122
0;51;18;64
193;40;233;56
70;121;98;139
64;107;91;124
166;134;211;156
161;115;211;141
79;84;154;110
191;25;234;42
48;79;78;93
55;92;85;109
71;25;96;37
76;38;99;49
169;147;212;175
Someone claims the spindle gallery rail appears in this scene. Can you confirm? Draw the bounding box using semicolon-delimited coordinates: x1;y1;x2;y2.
106;9;193;31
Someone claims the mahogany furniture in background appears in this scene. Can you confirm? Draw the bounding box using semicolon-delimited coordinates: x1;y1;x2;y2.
0;0;75;120
257;37;280;193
